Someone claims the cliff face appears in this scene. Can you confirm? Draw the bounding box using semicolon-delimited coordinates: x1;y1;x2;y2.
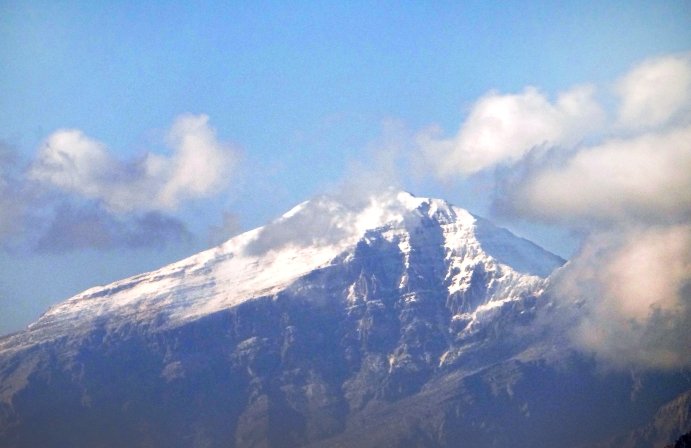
0;191;688;447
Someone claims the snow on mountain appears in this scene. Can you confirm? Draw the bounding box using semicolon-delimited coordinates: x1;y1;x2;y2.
3;190;689;448
1;190;563;353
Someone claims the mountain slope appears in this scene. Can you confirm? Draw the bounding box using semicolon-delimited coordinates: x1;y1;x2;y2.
0;190;687;448
601;390;691;448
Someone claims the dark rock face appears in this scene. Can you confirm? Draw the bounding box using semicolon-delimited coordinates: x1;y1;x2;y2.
668;432;691;448
0;195;688;447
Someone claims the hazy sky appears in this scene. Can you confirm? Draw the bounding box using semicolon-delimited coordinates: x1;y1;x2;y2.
1;1;690;340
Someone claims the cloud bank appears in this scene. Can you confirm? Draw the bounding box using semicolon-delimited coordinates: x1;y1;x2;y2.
419;52;691;370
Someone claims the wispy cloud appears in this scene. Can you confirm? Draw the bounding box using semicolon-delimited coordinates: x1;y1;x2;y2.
0;145;26;244
332;119;412;206
207;211;242;247
418;52;691;370
34;203;191;253
243;120;415;257
615;53;691;131
245;196;353;256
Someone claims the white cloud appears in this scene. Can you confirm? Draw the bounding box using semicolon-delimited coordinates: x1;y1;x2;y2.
603;226;690;320
152;114;237;209
418;85;604;176
29;129;118;201
553;225;691;370
510;124;691;223
422;52;691;371
616;53;691;131
30;114;238;213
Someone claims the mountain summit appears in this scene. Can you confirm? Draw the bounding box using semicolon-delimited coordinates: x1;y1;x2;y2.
0;191;688;448
10;190;562;349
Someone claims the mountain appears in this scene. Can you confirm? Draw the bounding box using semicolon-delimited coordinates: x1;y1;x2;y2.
0;190;688;447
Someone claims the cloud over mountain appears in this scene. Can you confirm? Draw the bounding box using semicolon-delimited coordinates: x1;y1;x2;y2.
418;52;691;370
552;225;691;370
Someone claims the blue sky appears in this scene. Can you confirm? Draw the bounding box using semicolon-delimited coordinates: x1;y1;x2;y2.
1;1;690;336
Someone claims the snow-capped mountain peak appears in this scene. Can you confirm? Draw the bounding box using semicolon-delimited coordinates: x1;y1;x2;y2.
9;190;562;352
3;190;687;448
